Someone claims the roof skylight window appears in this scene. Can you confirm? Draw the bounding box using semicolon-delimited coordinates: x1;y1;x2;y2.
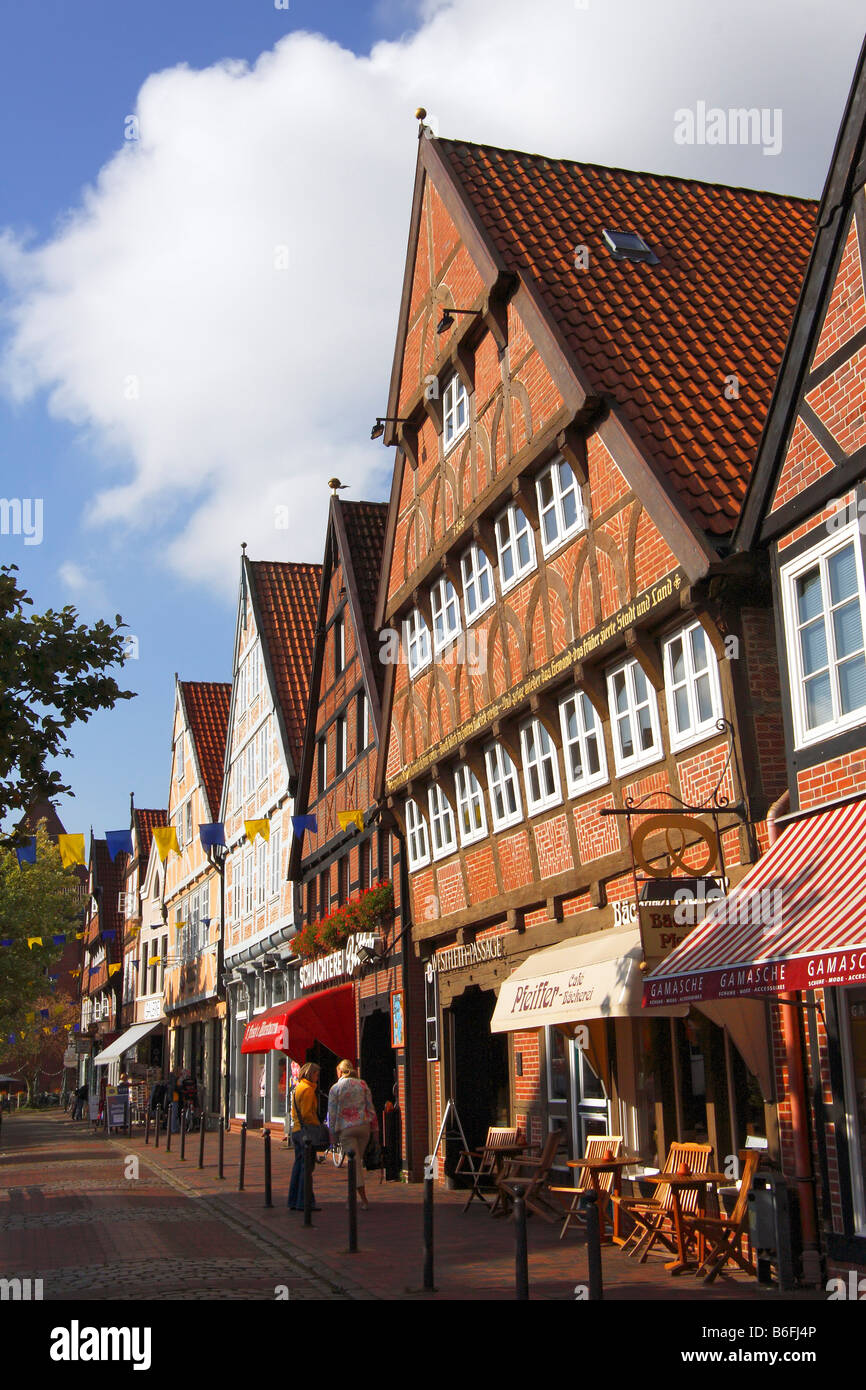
602;228;658;263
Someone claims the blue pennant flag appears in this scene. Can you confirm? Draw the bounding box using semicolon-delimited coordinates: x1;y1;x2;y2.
89;965;99;975
291;815;317;839
73;1024;80;1033
52;934;67;946
7;1034;14;1044
0;938;12;947
101;930;116;942
199;823;226;850
39;1009;49;1018
48;975;59;983
202;918;211;928
15;838;36;867
105;829;134;862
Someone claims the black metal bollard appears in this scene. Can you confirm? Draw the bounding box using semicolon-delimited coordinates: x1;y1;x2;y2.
263;1128;273;1208
584;1190;603;1301
126;1100;132;1138
198;1112;206;1169
514;1194;530;1300
154;1105;161;1149
303;1138;313;1226
180;1106;187;1160
423;1156;435;1291
347;1150;358;1253
218;1116;225;1179
165;1105;173;1153
145;1106;151;1145
237;1121;247;1191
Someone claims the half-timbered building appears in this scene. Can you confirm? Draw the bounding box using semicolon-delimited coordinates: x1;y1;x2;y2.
375;122;816;1180
669;42;866;1287
163;679;231;1113
221;551;320;1126
286;492;424;1175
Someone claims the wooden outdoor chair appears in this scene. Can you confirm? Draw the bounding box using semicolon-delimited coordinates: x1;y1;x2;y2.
550;1135;624;1239
690;1148;761;1283
454;1126;521;1212
611;1141;714;1262
494;1129;566;1223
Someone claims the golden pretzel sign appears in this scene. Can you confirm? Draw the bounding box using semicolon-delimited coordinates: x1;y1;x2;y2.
631;813;720;878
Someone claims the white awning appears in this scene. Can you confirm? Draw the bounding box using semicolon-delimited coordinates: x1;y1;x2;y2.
490;926;688;1032
93;1021;160;1066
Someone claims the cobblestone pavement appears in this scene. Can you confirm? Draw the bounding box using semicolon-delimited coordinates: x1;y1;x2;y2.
0;1112;350;1301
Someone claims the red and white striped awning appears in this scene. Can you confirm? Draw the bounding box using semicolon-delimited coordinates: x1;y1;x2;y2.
643;798;866;1006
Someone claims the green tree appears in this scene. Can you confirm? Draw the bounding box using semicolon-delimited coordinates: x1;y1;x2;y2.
0;564;134;825
0;824;82;1040
0;992;79;1104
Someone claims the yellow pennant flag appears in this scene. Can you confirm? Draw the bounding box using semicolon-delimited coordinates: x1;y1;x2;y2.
27;936;43;950
70;968;81;978
245;819;270;844
25;1012;35;1023
108;963;121;976
147;955;162;966
128;924;140;937
42;1027;50;1035
338;810;364;832
153;826;180;861
75;931;84;940
58;833;86;868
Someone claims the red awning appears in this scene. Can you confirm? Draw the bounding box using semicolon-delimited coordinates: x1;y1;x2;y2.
643;798;866;1006
241;983;355;1061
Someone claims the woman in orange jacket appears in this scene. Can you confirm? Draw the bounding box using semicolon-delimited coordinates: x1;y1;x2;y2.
287;1063;321;1211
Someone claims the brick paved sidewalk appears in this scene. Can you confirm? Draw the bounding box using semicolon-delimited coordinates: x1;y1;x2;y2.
102;1113;822;1303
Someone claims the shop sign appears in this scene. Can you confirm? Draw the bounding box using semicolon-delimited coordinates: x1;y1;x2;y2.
142;998;162;1021
299;932;379;990
431;937;504;974
62;1048;77;1068
632;814;720;878
638;904;695;964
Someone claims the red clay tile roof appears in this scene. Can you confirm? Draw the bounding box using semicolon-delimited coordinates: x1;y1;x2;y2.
250;561;322;774
133;807;167;865
179;682;231;821
435;138;817;535
93;838;126;942
339;500;389;654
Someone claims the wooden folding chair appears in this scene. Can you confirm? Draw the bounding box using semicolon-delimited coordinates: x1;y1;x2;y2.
690;1149;760;1282
550;1135;624;1239
454;1126;521;1212
494;1130;566;1223
611;1142;713;1261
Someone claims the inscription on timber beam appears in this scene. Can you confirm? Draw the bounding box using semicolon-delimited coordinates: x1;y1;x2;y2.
387;569;685;791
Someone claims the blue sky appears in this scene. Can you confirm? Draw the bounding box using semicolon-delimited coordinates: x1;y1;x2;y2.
0;0;862;840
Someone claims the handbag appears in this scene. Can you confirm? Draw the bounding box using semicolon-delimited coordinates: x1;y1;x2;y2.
292;1091;329;1151
363;1133;384;1170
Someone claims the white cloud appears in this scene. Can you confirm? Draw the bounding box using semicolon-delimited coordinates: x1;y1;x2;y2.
0;0;861;593
57;561;108;612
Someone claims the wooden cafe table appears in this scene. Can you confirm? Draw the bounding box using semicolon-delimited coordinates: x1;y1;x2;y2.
561;1154;635;1243
644;1170;729;1274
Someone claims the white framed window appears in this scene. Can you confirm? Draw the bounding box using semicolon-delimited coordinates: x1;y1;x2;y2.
404;608;432;677
199;884;209;947
334;713;347;776
428;783;457;860
248;647;261;702
269;828;281;899
244;850;254;916
405;798;430;869
176;808;185;849
520;717;562;814
258;720;270;783
184;800;193;848
559;690;608;796
317;736;327;793
175;733;185;782
454;766;487;845
237;661;247;715
781;526;866;747
536;455;585;554
495;503;536;593
443;373;469;452
461;544;495;623
484;742;523;831
334;615;345;675
356;692;370;751
607;657;663;775
663;621;724;751
256;838;267;908
430;577;461;653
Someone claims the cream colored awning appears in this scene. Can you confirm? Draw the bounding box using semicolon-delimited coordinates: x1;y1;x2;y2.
490;926;688;1032
93;1021;159;1065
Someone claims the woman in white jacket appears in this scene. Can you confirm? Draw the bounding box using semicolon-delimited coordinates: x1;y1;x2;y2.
327;1060;378;1210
